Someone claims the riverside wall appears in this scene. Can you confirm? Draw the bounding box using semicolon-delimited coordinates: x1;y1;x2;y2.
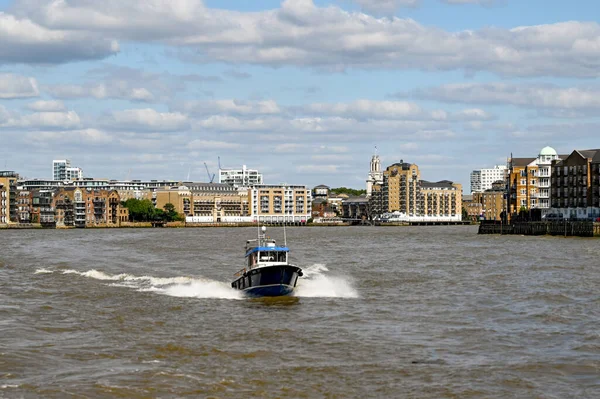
479;221;600;238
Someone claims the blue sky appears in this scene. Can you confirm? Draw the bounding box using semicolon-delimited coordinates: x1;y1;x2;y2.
1;0;599;190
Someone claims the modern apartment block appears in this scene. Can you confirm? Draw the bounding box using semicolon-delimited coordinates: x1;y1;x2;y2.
369;162;462;222
550;149;600;219
249;184;311;224
219;165;263;188
0;171;19;224
470;165;506;193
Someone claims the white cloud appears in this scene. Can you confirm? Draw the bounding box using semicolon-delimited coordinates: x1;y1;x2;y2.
1;108;81;130
187;140;242;150
10;0;600;77
176;99;282;116
27;100;66;112
442;0;496;4
25;128;112;145
0;12;119;64
302;100;425;120
351;0;420;13
107;108;189;131
0;73;39;99
47;83;154;102
409;82;600;113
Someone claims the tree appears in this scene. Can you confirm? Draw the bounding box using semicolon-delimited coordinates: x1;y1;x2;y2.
462;207;468;221
330;187;367;197
123;198;156;222
163;203;183;222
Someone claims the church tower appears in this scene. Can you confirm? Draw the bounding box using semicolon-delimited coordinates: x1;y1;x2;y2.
366;147;383;197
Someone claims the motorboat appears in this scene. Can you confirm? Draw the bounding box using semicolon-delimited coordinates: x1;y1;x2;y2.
231;226;303;297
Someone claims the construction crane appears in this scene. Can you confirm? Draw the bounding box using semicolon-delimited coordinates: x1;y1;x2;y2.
204;162;215;183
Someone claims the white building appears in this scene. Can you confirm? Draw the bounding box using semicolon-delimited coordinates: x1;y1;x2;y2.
470;165;507;193
66;167;83;180
53;159;83;181
366;152;383;197
533;146;561;212
52;159;71;181
219;165;263;188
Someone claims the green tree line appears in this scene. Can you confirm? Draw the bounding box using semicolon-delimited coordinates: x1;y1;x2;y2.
330;187;367;197
121;199;184;222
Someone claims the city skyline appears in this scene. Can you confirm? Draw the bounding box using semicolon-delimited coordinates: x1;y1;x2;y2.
2;0;600;190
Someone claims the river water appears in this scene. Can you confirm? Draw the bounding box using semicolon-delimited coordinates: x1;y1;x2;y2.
0;226;599;398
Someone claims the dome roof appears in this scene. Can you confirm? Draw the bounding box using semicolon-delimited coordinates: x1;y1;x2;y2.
539;146;557;156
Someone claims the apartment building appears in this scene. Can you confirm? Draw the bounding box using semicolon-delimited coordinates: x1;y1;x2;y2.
420;180;462;221
462;194;482;222
53;188;122;227
219;165;263;188
383;161;421;216
0;171;18;224
551;149;600;219
473;181;505;221
369;162;462;222
507;157;537;215
470;165;507;193
507;147;564;218
249;184;311;224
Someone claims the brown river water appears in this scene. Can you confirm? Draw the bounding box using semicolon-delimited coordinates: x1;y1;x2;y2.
0;226;599;398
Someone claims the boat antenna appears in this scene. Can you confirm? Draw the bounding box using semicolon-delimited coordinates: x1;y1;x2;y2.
283;218;287;246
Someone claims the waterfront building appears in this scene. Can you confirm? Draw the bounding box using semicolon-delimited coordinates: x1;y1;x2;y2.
368;161;462;222
473;181;505;221
249;184;311;224
462;194;482;222
53;188;122;227
0;171;19;224
31;189;56;225
155;183;249;223
312;185;330;200
17;190;33;223
342;196;370;220
311;198;336;219
383;161;421;217
420;180;462;222
535;146;561;212
507;157;537;216
366;151;383;198
507;146;565;219
550;149;600;220
219;165;263;188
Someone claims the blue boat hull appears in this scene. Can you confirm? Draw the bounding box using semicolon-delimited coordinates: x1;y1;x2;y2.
243;284;294;297
231;265;302;298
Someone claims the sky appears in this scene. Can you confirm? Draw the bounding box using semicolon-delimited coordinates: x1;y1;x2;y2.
1;0;600;190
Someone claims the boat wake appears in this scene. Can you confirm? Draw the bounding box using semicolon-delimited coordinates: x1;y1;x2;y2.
34;264;358;299
35;268;243;300
294;264;359;298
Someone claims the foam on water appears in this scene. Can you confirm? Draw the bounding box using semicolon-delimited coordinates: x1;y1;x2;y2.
34;268;54;274
35;264;357;299
49;269;244;300
294;264;359;298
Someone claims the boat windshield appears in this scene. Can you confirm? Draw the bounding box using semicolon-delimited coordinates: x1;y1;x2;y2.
258;251;287;262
